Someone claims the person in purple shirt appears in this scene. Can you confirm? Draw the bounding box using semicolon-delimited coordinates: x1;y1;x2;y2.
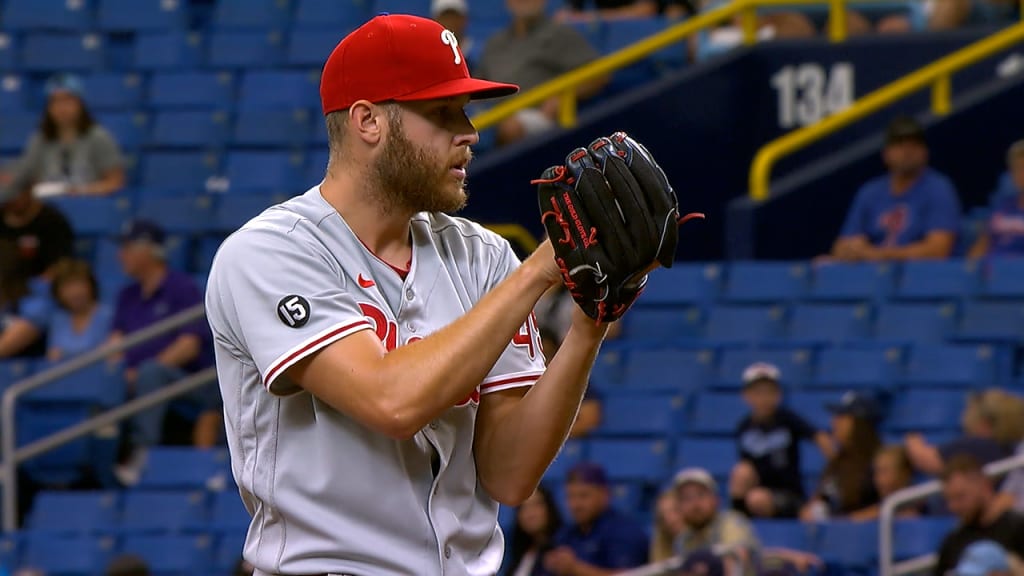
969;140;1024;259
109;219;215;486
826;116;961;262
544;462;649;575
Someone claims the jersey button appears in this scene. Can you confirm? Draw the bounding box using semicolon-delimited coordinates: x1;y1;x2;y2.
429;421;438;430
444;545;452;559
408;323;417;333
405;288;414;301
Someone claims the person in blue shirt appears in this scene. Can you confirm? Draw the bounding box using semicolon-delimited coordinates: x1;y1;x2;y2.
544;462;649;575
827;116;961;262
46;259;113;361
969;140;1024;259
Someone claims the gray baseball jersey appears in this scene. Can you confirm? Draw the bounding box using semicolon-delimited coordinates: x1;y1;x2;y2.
205;186;546;576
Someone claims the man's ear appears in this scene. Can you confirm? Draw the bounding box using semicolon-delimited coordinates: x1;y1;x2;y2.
349;100;385;146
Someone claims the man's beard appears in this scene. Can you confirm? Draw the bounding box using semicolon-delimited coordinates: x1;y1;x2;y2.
685;511;715;532
368;115;469;216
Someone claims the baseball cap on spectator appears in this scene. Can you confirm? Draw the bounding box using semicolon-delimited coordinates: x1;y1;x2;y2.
117;219;166;247
566;462;609;487
885;116;926;146
320;14;517;115
953;540;1010;576
678;549;724;576
44;73;84;98
432;0;468;16
742;362;781;389
826;391;880;421
673;467;718;493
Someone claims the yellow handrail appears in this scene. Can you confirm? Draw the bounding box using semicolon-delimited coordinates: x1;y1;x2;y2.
749;20;1024;201
470;0;899;132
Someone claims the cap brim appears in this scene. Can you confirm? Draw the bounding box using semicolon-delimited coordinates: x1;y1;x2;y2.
394;77;519;103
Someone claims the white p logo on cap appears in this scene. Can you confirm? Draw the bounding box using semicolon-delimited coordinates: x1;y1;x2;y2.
440;29;461;65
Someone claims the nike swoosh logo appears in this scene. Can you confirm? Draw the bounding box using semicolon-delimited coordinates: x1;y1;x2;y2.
357;274;375;288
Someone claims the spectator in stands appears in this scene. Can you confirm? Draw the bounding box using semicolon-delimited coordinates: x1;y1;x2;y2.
674;467;760;573
0;239;53;359
876;0;1019;33
994;392;1024;514
677;549;725;576
935;455;1024;576
848;444;918;521
800;391;881;521
47;259;112;361
109;220;216;485
951;540;1016;576
650;487;685;562
431;0;477;67
969;140;1024;259
477;0;607;146
0;171;74;280
557;0;694;20
729;362;833;519
541;328;603;438
825;116;961;262
12;73;125;197
506;485;564;576
905;389;1015;478
106;554;150;576
691;0;821;61
545;462;649;574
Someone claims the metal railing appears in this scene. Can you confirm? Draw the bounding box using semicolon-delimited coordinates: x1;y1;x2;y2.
749;18;1024;201
878;452;1024;576
0;304;211;532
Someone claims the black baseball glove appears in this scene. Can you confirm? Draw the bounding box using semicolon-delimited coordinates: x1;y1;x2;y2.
534;132;703;323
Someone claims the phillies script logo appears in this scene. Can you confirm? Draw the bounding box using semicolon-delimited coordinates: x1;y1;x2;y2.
562;191;594;248
358;303;478;407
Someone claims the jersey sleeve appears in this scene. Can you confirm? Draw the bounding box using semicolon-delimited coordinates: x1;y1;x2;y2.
206;226;373;395
479;241;546;395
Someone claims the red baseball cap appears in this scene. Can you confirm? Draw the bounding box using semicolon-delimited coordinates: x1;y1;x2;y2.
320;13;519;115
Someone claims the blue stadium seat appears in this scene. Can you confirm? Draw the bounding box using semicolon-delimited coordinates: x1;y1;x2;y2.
674;437;734;478
902;343;996;388
81;73;145;111
0;535;18;572
589;439;671;483
209;491;250;533
0;33;16;72
566;20;606;52
893;516;957;560
207;30;286;68
807;262;894;302
134;31;204;70
984;258;1024;299
751;520;811;550
196;237;224;273
589;349;626;391
225;151;305;195
99;111;149;151
596;393;685;436
120;534;213;575
0;111;36;152
93;238;132;297
310;115;329;147
816;521;878;569
956;301;1024;343
621;308;701;342
213;531;246;574
295;0;371;30
689;392;747;436
3;0;93;31
148;71;235;109
26;361;124;406
895;259;979;301
874;302;957;343
0;73;26;112
787;391;846;431
18;403;95;486
120;490;207;534
605;18;682;78
141;151;220;194
238;70;319;110
23;535;114;575
21;33;105;71
306;148;329;182
622;348;713;393
26;491;119;535
812;347;901;389
703;305;786;345
97;0;186;31
214;0;291;30
151;110;230;149
722;261;808;303
888;388;964;432
374;0;432;15
544;440;586;483
0;358;37;388
137;447;229;490
609;481;645;513
800;442;826;476
785;303;872;346
49;194;131;237
633;263;722;308
135;195;215;233
714;347;813;389
214;193;287;232
232;109;312;148
287;28;343;67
